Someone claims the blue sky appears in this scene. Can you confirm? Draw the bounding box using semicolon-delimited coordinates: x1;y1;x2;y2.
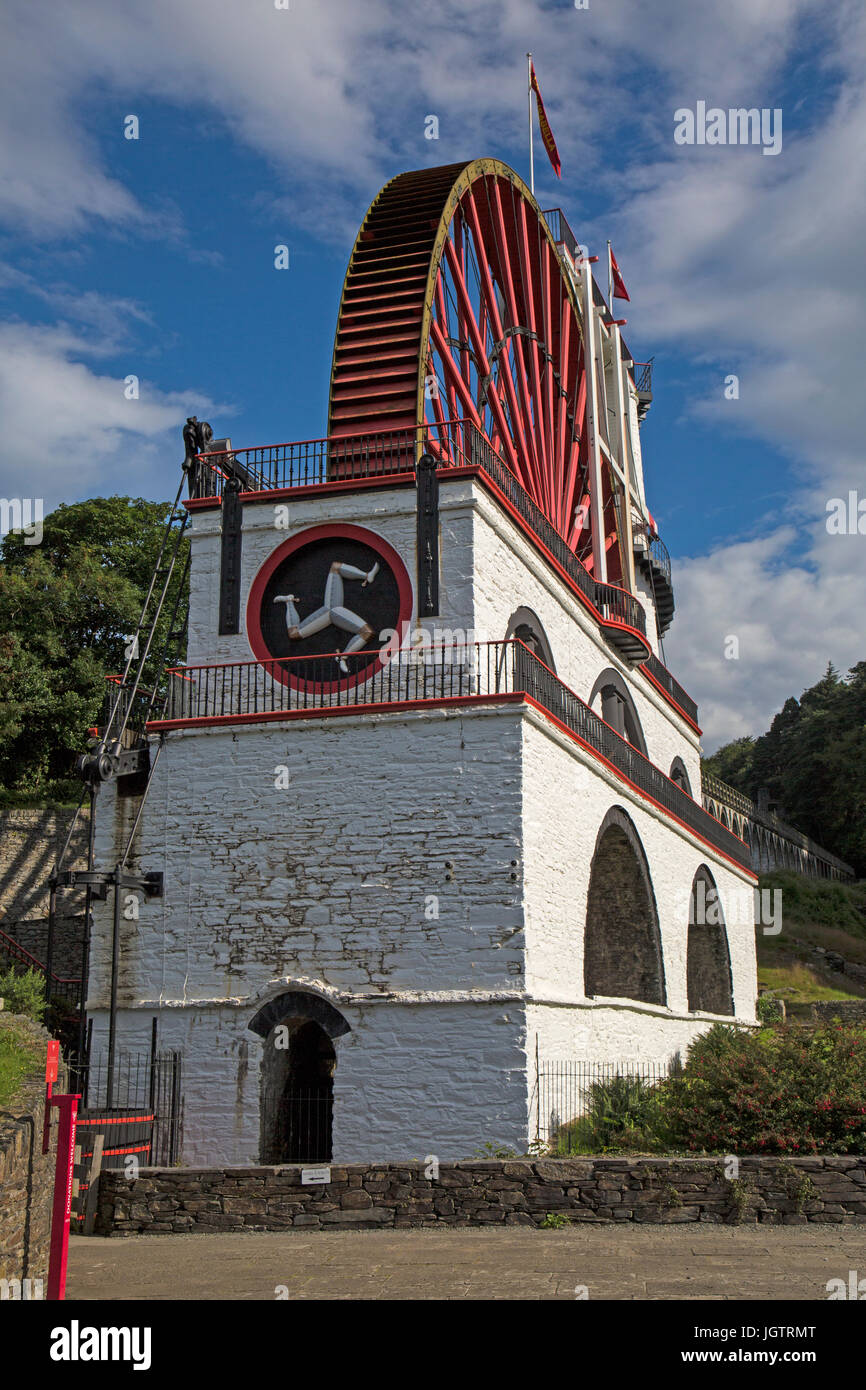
1;0;864;750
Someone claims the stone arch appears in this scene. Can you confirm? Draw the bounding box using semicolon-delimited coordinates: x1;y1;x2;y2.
250;990;350;1164
588;668;648;756
687;867;735;1015
504;606;556;671
584;806;666;1005
669;755;693;796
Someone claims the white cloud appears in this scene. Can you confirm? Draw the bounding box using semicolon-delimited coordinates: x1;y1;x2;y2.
0;321;220;505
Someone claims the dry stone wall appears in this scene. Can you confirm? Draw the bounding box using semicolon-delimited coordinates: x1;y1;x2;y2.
0;1015;68;1285
95;1156;866;1234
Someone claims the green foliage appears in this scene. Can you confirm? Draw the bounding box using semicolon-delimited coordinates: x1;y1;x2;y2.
756;994;785;1024
703;661;866;876
0;496;188;800
0;1014;47;1107
0;966;46;1022
552;1074;670;1154
539;1212;570;1228
759;872;866;939
660;1021;866;1154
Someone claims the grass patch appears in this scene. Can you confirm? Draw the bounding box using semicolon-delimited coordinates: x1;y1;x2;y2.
759;961;859;1002
0;1014;46;1108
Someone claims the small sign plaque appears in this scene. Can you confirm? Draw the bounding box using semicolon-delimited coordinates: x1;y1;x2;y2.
45;1040;60;1084
300;1166;331;1186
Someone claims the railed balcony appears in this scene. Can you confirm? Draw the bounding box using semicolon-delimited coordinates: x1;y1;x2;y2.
137;641;748;870
190;418;659;671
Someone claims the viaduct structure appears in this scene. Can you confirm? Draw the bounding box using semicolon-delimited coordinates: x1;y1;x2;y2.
701;774;854;882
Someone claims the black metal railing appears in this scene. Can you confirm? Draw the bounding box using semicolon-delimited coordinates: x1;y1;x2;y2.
276;1088;333;1164
445;422;649;645
68;1049;183;1169
0;926;83;1016
189;418;648;650
645;534;671;586
533;1059;669;1151
156;641;750;868
191;426;424;500
542;207;580;263
643;653;699;725
633;360;653;394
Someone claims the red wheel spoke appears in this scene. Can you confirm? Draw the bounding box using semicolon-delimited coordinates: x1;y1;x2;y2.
460;189;536;495
443;235;519;472
328;159;616;585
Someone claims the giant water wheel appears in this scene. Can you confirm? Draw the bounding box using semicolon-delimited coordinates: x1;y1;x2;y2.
327;158;630;589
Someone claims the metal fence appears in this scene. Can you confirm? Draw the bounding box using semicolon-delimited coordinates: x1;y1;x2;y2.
533;1059;670;1152
69;1049;183;1169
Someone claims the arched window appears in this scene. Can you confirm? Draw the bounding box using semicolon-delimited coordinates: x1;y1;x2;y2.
588;669;648;755
686;867;735;1015
584;806;666;1005
669;756;693;796
504;607;555;671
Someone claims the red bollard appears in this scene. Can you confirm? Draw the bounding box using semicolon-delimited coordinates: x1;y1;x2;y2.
46;1092;81;1301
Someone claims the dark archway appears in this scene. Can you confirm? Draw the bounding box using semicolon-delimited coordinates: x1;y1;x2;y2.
252;991;349;1164
686;867;735;1015
504;606;556;671
669;756;693;797
588;668;648;755
583;806;666;1004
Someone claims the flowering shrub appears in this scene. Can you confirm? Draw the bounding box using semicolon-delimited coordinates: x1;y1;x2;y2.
660;1022;866;1154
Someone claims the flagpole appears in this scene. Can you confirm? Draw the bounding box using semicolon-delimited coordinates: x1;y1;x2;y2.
607;239;613;306
527;52;535;195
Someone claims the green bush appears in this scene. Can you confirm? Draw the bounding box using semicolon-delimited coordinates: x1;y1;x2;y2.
0;967;46;1022
553;1073;668;1154
660;1021;866;1154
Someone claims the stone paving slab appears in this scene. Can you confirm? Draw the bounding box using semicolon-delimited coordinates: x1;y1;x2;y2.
67;1224;866;1301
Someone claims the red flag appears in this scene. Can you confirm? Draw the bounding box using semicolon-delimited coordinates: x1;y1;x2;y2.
609;246;630;301
529;62;562;179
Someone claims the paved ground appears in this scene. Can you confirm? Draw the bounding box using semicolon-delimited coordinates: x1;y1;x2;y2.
68;1225;866;1300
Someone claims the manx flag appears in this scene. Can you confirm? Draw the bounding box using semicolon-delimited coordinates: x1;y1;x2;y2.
529;61;561;178
609;245;630;301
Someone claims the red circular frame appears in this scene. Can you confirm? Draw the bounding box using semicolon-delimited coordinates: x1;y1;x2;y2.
246;523;414;695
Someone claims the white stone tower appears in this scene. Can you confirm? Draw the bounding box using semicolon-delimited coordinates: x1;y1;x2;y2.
85;161;757;1163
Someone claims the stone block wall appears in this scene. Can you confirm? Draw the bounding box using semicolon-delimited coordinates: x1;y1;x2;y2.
0;1015;68;1285
94;1156;866;1235
0;806;89;980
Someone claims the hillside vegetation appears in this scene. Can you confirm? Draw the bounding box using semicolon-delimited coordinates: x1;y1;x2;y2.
757;871;866;1004
703;661;866;877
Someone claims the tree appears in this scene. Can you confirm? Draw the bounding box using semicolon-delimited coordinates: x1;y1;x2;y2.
704;663;866;876
0;497;188;800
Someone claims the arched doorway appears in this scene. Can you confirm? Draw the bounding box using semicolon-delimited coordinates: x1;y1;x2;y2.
249;991;350;1164
583;806;666;1004
686;867;734;1015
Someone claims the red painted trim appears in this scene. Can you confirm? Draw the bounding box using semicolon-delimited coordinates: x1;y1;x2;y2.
185;463;695;730
245;522;414;696
148;691;526;731
442;464;650;658
520;695;755;878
